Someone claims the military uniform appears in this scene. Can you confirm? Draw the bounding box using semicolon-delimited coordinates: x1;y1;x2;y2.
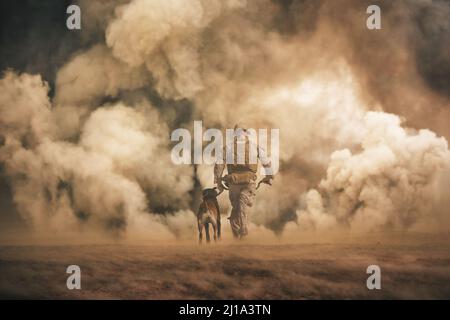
214;129;272;238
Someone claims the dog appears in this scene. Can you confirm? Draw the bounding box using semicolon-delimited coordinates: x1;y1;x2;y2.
197;187;221;243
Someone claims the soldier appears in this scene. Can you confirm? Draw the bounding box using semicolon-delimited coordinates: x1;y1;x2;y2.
214;124;274;239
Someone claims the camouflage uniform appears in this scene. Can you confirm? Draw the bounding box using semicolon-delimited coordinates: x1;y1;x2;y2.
227;181;256;238
214;129;272;238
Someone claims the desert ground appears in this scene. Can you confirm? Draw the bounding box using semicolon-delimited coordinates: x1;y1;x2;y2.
1;232;450;300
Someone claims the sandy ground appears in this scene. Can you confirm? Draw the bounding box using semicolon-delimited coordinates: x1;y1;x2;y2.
1;234;450;300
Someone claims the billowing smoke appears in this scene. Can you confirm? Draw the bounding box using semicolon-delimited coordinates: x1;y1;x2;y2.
0;0;449;241
55;45;149;106
294;112;449;232
0;71;193;239
105;0;247;99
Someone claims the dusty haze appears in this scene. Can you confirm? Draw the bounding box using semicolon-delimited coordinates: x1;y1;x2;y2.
0;0;449;244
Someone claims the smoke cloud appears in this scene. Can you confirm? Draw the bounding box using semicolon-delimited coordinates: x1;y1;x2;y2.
0;0;449;241
0;71;193;239
294;112;449;232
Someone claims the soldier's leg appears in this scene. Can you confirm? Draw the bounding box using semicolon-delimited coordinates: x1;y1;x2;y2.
228;185;242;238
238;182;256;238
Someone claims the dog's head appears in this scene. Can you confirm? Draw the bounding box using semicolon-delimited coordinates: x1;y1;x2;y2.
202;187;219;200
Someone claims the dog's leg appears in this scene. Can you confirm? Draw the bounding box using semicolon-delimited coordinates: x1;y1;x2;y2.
198;220;203;244
217;216;221;240
205;223;211;243
214;199;221;240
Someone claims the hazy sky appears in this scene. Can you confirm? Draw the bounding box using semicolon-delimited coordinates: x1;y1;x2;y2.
0;0;449;241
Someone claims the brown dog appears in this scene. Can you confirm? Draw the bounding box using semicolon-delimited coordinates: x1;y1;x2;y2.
197;187;221;243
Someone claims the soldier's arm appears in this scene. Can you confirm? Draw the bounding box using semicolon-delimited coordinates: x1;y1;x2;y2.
214;163;225;183
258;146;274;179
